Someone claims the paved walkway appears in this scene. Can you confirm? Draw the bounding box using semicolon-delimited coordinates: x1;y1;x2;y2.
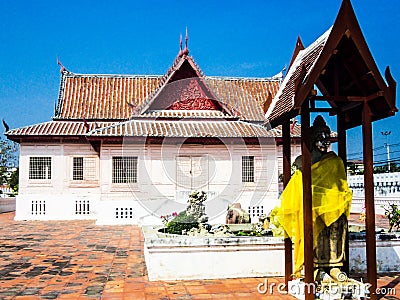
0;212;398;299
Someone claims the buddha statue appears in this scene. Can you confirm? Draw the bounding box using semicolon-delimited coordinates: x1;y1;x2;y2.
276;115;352;281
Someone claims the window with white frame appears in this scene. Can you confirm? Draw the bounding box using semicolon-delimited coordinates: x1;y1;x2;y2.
72;157;97;181
29;157;51;180
242;156;254;182
112;157;138;183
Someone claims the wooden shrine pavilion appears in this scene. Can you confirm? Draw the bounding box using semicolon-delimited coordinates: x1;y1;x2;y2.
265;0;397;299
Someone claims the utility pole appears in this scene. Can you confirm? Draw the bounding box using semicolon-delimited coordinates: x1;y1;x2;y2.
381;131;391;172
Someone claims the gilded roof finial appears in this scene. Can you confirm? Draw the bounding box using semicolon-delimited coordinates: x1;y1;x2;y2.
183;27;189;55
179;34;183;57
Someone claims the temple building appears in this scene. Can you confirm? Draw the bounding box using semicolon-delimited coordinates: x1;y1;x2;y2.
6;40;303;224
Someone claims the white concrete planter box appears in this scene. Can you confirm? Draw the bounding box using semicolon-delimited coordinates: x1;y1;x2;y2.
143;225;285;281
349;238;400;274
142;226;400;281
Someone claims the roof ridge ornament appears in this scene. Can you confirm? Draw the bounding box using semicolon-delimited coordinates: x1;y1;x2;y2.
179;34;183;57
183;27;189;56
56;56;69;74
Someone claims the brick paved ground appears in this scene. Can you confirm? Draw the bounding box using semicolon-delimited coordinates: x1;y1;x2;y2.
0;212;398;300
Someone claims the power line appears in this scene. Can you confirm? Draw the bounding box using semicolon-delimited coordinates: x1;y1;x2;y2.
347;142;400;157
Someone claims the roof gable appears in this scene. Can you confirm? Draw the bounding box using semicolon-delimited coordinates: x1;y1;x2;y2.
137;54;228;114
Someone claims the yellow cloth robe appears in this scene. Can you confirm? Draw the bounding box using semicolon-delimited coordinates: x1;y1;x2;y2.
276;152;352;276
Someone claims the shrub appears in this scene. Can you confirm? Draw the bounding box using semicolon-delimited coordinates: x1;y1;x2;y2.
383;203;400;232
166;211;199;235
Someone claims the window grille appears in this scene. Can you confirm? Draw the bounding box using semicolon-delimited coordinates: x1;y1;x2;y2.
115;207;133;219
73;157;84;180
84;157;97;180
248;205;264;218
72;157;97;181
29;157;51;180
112;157;138;183
75;200;90;215
31;200;46;215
242;156;254;182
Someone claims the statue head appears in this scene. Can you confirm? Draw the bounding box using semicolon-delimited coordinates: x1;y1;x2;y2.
311;115;331;153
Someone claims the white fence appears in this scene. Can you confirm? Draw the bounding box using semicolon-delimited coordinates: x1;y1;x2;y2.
348;172;400;214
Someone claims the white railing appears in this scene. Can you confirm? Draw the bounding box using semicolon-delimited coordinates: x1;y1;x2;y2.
348;172;400;197
348;172;400;214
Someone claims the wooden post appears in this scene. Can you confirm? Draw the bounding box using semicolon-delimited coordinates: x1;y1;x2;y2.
362;102;377;300
301;100;314;299
337;112;349;275
282;120;293;289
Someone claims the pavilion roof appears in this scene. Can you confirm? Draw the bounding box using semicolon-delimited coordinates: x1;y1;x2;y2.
265;0;397;129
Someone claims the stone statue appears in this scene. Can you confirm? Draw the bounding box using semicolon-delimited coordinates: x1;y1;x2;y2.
277;115;352;281
186;190;208;223
226;203;251;224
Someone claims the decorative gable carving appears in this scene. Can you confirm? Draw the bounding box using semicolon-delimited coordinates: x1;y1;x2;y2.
166;78;221;110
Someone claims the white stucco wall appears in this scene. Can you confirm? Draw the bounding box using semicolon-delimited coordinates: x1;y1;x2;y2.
15;139;289;224
15;143;100;220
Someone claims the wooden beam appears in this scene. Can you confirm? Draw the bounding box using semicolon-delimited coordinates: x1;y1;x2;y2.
362;102;377;300
314;94;385;105
301;100;314;300
309;108;336;113
338;102;362;113
288;36;305;70
337;52;367;95
337;112;349;275
282;120;293;289
385;66;397;108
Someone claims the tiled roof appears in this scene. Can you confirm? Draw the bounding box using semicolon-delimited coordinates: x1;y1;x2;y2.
55;74;161;120
5;119;287;139
6;121;117;137
86;119;279;138
10;53;282;141
205;77;280;121
265;28;332;125
54;58;280;122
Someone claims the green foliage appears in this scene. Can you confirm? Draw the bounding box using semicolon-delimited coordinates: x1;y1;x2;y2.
374;162;400;174
9;168;19;194
166;211;199;235
269;206;285;236
236;229;262;237
0;137;18;185
383;203;400;232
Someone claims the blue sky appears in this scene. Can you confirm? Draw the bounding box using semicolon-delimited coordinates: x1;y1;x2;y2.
1;0;399;161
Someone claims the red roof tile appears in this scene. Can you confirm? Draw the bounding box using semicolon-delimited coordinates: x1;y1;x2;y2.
6;121;117;137
9;53;283;141
55;74;161;120
54;55;280;122
86;119;280;138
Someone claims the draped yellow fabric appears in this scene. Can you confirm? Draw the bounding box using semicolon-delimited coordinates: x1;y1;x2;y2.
276;152;352;276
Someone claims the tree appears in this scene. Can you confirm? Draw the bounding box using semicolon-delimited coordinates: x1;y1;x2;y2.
8;167;19;194
0;137;18;185
383;203;400;232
